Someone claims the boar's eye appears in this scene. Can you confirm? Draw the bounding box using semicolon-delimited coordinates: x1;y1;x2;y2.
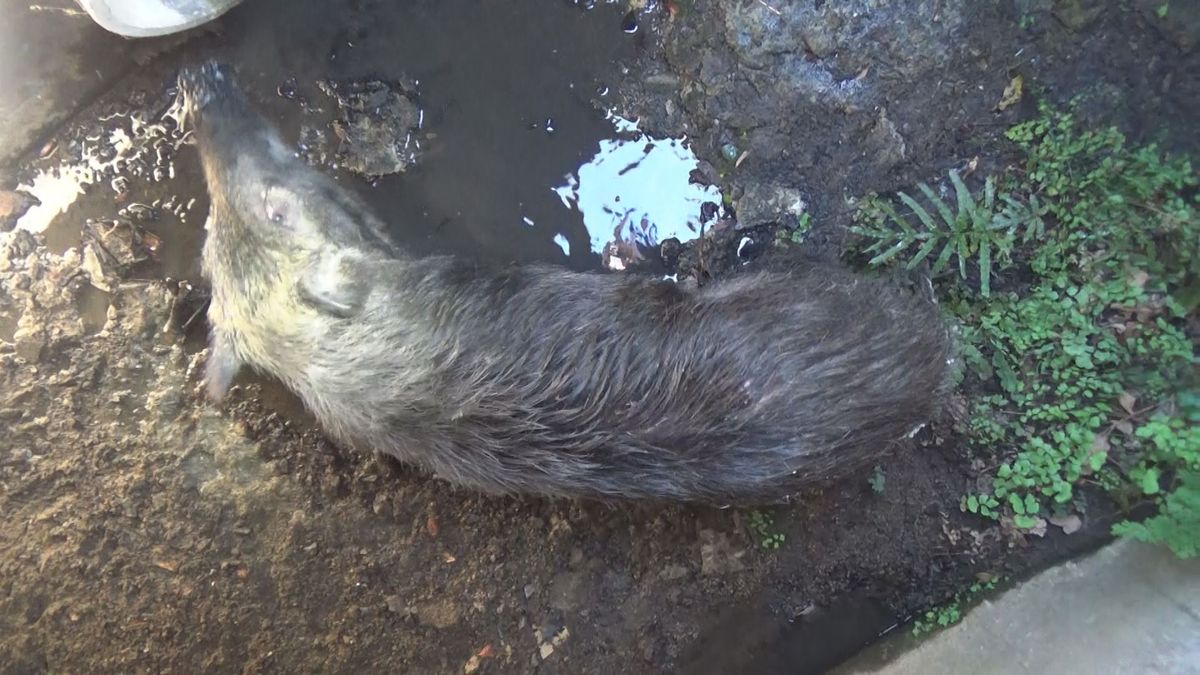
263;186;293;228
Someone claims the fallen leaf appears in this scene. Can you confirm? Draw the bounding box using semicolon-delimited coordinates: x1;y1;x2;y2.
477;644;495;659
142;231;162;252
442;552;457;564
463;655;482;674
1083;433;1111;476
1118;391;1137;414
974;571;998;583
1113;419;1134;436
153;560;179;573
735;150;751;168
426;514;439;538
1129;270;1149;289
995;74;1024;111
1048;514;1083;535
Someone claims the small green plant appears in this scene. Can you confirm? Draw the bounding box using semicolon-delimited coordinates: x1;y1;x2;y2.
911;579;1000;637
1113;469;1199;558
747;510;786;550
1157;3;1169;19
776;212;814;247
851;170;1044;296
869;465;886;494
792;212;812;243
854;102;1199;555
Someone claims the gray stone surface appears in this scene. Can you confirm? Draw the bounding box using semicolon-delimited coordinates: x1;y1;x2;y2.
842;540;1200;674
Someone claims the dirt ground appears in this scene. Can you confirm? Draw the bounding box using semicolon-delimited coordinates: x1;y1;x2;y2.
1;1;1197;673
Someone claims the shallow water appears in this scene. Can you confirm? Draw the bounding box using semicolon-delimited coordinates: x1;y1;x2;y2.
14;0;720;279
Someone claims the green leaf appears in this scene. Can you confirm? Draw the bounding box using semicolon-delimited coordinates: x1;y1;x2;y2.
896;192;933;234
932;239;956;275
1010;493;1026;514
979;239;992;296
957;234;970;279
918;182;956;230
906;236;942;270
950;170;974;224
1013;514;1040;530
869;240;909;267
1141;468;1161;495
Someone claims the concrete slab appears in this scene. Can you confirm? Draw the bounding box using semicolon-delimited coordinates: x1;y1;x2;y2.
842;540;1200;674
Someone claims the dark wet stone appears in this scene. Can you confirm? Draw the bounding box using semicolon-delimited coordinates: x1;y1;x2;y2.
1052;0;1106;31
622;10;639;34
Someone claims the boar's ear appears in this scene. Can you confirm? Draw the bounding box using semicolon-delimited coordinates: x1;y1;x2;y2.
297;250;369;318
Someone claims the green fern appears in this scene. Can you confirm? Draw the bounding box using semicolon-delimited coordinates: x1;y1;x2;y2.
852;171;1044;296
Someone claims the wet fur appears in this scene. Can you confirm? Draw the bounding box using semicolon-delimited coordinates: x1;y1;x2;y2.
180;63;952;503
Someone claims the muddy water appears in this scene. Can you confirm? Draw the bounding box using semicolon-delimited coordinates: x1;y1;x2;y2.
14;0;719;278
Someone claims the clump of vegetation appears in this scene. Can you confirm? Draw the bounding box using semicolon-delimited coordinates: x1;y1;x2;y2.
911;578;1001;636
854;102;1199;556
851;170;1044;296
747;510;786;550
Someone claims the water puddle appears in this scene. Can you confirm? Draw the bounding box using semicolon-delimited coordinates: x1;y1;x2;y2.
554;114;724;270
11;0;712;280
682;594;899;675
14;106;206;275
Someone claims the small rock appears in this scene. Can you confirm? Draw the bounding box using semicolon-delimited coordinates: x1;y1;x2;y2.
0;190;39;232
416;599;460;628
80;245;113;293
1052;0;1105;31
733;183;807;229
384;595;405;614
12;325;45;363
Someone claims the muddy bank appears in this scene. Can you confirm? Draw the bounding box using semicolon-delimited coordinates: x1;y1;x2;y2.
1;0;1197;673
622;0;1200;239
0;219;1115;674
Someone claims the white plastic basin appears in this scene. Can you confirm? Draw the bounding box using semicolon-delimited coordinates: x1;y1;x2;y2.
75;0;242;38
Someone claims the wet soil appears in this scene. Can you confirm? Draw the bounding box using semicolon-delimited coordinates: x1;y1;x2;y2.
1;1;1196;673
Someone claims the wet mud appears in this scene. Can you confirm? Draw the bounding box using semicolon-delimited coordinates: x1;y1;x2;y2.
1;0;1196;673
